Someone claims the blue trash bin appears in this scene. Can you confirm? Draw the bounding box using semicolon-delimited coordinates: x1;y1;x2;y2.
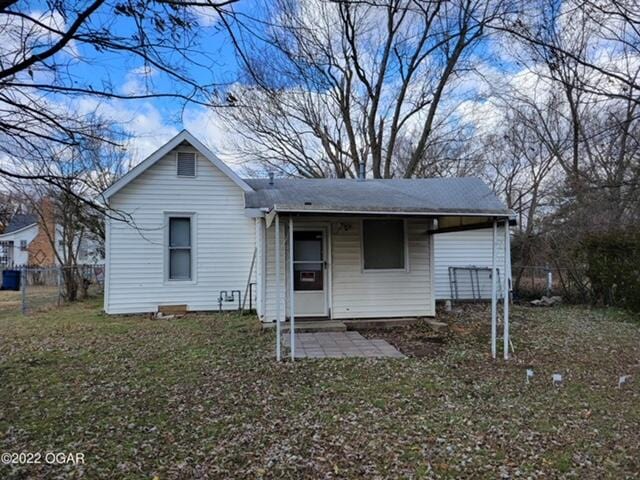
2;269;21;291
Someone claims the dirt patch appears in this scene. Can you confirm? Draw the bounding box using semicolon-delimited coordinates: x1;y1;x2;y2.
356;323;448;358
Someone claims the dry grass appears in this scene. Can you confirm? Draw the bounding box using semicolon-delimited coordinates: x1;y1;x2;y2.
0;287;73;317
0;290;21;314
0;301;638;479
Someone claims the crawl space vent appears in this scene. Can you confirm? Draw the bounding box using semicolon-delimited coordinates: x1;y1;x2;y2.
177;152;196;177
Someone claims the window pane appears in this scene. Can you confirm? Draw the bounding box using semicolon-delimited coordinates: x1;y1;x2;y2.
170;218;190;247
170;249;191;279
294;231;322;261
363;220;405;269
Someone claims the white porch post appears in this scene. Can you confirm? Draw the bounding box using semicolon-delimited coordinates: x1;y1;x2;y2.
491;218;497;359
503;219;511;360
261;218;267;319
275;213;281;361
289;216;295;361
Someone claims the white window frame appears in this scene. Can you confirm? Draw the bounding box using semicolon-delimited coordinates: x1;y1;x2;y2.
164;212;197;284
176;151;197;178
19;239;28;251
360;218;409;273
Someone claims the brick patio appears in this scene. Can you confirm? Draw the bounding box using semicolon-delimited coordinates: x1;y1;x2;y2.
281;331;405;359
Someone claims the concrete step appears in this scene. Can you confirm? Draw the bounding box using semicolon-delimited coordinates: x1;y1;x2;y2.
262;320;347;333
344;317;422;330
425;318;449;333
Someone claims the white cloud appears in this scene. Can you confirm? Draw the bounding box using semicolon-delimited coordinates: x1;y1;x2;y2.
191;6;223;28
71;93;256;175
183;106;259;173
120;65;157;97
73;96;179;164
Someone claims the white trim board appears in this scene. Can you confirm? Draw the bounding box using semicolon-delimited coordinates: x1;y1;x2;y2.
272;207;512;218
102;130;253;200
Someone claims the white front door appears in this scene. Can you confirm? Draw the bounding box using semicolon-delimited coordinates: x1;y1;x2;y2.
293;229;327;317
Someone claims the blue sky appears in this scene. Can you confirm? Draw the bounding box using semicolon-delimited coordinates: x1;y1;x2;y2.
23;1;537;170
47;1;262;164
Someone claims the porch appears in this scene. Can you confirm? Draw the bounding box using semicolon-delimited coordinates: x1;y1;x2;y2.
258;212;511;362
257;215;436;323
243;176;514;361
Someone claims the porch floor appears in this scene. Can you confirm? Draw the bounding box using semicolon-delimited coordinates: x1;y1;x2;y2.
281;331;405;359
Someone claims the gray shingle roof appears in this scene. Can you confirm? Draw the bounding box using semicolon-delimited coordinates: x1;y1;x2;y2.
243;177;510;216
4;213;37;233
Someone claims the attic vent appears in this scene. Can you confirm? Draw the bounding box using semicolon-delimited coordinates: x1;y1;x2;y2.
177;152;196;177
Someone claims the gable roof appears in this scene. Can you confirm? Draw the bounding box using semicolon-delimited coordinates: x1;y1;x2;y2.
2;213;37;234
244;177;511;216
102;130;253;200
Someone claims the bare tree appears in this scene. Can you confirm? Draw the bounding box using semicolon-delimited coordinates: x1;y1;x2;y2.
0;0;238;204
473;0;640;302
222;0;510;178
9;123;130;300
497;0;640;103
478;91;560;291
0;191;23;232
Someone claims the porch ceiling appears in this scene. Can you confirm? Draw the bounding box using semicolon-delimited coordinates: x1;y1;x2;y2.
263;210;514;233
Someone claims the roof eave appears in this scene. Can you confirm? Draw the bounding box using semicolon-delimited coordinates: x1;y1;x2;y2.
267;205;513;217
0;222;38;237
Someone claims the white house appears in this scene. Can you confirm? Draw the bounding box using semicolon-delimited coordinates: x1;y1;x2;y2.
102;130;513;321
0;214;39;266
53;224;104;267
0;212;103;268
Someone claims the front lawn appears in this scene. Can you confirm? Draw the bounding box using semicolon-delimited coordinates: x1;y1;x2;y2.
0;302;638;478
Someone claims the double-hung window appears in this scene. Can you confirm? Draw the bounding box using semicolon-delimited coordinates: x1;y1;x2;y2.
168;217;192;280
362;219;406;270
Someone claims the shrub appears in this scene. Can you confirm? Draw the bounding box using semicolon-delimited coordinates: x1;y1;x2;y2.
579;229;640;312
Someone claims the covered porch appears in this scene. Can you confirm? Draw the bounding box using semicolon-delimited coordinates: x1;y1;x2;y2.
242;176;513;361
257;211;511;362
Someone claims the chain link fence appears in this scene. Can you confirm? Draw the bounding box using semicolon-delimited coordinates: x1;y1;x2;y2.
512;265;585;301
445;265;585;303
0;265;104;315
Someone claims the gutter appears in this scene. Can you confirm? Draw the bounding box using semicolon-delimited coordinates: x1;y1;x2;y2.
0;223;38;238
268;205;514;218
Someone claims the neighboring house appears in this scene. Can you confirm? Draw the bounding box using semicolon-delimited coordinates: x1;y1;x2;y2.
102;130;513;319
0;209;103;268
433;227;510;300
0;214;39;266
54;224;104;266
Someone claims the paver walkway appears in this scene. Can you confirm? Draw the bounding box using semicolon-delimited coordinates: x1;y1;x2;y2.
281;331;405;359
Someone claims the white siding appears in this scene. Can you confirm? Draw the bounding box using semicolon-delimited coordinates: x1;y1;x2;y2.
261;217;435;321
105;146;255;314
433;227;508;300
0;224;38;266
331;219;434;319
255;218;266;319
263;219;286;322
